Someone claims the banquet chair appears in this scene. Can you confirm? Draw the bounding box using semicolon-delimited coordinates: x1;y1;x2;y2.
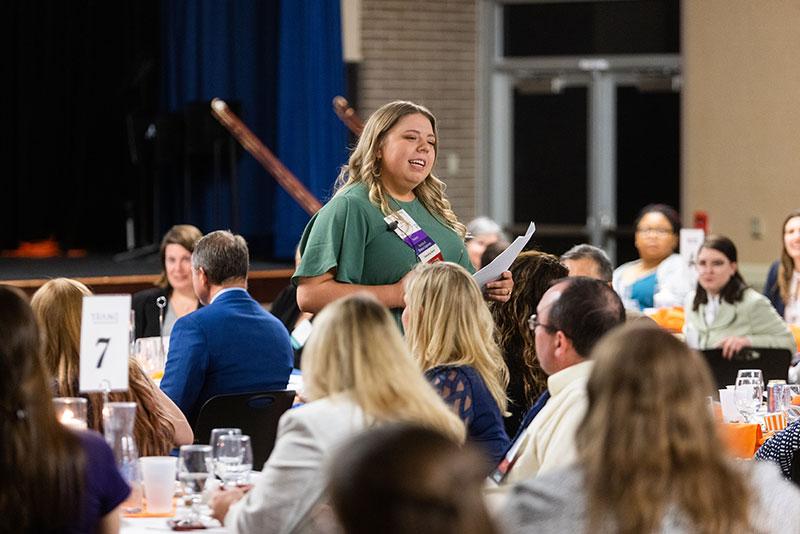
700;348;793;393
792;448;800;487
194;389;295;467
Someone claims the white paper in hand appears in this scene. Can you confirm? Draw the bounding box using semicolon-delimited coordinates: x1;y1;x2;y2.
79;295;131;392
473;222;536;288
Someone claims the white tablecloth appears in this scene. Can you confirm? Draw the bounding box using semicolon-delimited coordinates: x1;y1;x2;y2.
121;516;226;533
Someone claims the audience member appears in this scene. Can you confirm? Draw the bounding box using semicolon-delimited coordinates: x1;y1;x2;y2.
683;235;795;358
160;230;293;424
489;251;567;437
490;277;625;490
560;243;613;282
209;293;464;533
479;239;509;269
0;285;130;533
329;423;499;534
764;209;800;323
403;262;510;465
269;244;313;368
132;224;203;339
504;322;800;533
294;100;512;321
756;418;800;480
466;216;507;270
612;204;694;310
31;278;193;455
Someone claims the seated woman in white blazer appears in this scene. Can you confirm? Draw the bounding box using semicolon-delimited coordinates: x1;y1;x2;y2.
209;293;465;533
683;235;796;359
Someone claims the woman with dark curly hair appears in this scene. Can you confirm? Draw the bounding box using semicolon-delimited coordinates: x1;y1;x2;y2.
490;251;567;437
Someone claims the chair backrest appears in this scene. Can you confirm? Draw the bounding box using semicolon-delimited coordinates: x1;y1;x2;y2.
792;447;800;486
700;348;792;392
194;389;296;468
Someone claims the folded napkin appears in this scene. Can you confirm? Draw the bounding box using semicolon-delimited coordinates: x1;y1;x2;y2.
646;306;684;333
720;422;762;459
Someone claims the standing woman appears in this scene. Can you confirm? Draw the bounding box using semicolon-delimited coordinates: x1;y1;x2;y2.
490;251;568;437
31;278;193;454
505;323;800;533
683;236;795;358
0;285;130;533
404;262;510;465
209;293;465;532
612;204;694;310
764;209;800;323
132;224;203;339
294;101;512;318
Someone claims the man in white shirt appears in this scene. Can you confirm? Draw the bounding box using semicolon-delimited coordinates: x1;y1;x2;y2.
489;277;625;491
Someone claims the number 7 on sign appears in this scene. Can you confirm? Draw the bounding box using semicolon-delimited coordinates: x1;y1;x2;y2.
96;338;111;368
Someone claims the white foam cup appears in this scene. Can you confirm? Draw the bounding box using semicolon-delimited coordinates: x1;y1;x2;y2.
140;456;177;513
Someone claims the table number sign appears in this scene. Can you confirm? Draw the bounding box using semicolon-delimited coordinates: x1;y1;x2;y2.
79;295;131;392
680;228;705;270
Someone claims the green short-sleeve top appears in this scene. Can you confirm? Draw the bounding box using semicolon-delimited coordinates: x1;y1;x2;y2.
293;182;473;293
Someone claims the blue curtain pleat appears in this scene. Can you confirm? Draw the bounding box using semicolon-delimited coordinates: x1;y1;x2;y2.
160;0;279;252
161;0;346;259
275;0;348;258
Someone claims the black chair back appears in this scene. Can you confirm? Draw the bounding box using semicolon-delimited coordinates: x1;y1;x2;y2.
194;389;295;467
700;348;792;394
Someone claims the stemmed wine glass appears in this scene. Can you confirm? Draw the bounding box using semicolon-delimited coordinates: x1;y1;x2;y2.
178;445;213;525
214;434;253;488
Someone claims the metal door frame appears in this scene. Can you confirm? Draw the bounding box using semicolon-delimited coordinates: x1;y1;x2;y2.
477;0;681;263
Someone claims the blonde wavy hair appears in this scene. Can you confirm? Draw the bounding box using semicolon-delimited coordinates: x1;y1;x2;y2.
31;278;176;456
578;322;753;534
334;100;466;238
404;262;509;414
301;293;465;443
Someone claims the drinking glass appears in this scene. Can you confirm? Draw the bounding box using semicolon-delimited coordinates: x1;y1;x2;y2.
214;434;253;488
784;384;800;421
178;445;213;524
736;369;763;386
734;378;762;423
209;427;241;456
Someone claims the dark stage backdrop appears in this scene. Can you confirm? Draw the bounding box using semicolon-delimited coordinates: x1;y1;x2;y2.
3;0;347;260
2;1;160;253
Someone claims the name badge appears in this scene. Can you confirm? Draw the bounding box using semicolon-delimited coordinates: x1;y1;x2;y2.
384;209;444;264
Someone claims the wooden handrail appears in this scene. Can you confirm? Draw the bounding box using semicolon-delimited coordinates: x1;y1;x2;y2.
210;99;323;215
332;96;364;136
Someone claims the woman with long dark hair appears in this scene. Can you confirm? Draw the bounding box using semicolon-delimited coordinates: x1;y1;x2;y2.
683;235;794;358
489;251;567;437
0;285;129;533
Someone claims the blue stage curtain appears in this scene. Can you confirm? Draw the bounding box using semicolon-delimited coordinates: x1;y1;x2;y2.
160;0;280;253
275;0;348;258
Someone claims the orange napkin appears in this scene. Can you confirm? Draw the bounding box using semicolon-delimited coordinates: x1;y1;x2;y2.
720;422;762;459
123;499;176;518
647;306;684;333
792;395;800;406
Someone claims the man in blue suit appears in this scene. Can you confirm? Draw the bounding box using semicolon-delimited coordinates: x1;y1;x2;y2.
160;230;294;425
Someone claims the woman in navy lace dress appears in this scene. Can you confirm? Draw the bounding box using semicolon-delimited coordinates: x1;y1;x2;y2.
403;261;510;465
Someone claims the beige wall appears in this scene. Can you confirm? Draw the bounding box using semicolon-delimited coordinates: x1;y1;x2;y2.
683;0;800;266
357;0;478;221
